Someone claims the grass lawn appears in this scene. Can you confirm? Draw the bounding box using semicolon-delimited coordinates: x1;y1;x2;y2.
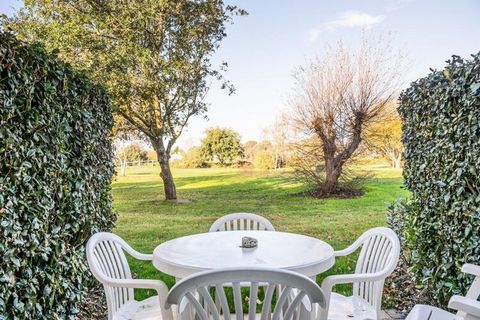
111;162;408;301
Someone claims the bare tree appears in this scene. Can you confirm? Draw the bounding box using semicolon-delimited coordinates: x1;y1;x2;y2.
291;36;403;196
263;112;293;169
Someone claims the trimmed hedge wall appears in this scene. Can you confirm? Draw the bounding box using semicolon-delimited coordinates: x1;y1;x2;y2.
391;53;480;306
0;33;116;318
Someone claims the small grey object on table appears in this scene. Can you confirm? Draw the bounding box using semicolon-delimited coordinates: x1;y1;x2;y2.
240;236;258;248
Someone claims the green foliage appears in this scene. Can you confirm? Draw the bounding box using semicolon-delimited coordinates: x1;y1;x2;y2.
365;109;403;168
243;140;258;163
253;150;275;170
201;127;244;164
251;141;275;170
177;147;210;168
390;53;480;306
0;33;115;319
5;0;246;199
118;143;149;162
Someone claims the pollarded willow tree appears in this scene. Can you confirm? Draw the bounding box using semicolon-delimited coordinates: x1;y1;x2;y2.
5;0;246;200
291;37;404;196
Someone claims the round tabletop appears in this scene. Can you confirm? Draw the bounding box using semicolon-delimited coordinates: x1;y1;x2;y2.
153;230;335;279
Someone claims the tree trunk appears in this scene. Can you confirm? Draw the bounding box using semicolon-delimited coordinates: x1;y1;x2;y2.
120;160;127;176
274;145;278;170
151;138;177;200
322;157;342;194
393;153;402;168
387;149;402;168
158;156;176;200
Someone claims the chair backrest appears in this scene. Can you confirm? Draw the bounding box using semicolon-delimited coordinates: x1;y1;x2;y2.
166;268;327;320
209;213;275;232
352;227;400;313
86;232;134;319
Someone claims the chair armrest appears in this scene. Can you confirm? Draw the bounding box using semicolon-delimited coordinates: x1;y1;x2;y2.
462;264;480;277
122;243;154;260
334;242;362;257
334;248;356;257
448;295;480;317
130;252;154;260
106;277;167;291
102;277;169;301
321;272;387;292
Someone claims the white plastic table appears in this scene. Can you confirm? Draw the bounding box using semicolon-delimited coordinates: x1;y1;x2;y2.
153;230;335;279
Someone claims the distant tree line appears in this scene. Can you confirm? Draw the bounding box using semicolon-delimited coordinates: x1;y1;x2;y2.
116;110;403;176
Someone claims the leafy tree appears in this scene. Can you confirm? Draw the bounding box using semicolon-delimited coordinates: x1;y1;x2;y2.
291;37;403;196
251;141;274;170
179;146;209;168
243;140;258;162
115;143;148;176
5;0;245;200
366;110;403;168
119;144;149;162
201;127;243;164
146;150;158;161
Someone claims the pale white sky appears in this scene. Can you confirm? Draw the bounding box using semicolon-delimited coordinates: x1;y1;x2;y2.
2;0;480;150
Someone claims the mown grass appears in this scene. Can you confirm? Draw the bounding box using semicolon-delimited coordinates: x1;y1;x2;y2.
111;163;408;300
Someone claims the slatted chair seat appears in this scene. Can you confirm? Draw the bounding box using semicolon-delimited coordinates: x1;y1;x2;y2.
114;296;162;320
325;293;377;319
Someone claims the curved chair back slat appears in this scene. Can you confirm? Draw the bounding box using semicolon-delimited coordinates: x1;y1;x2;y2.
87;233;134;318
166;268;327;320
209;213;275;232
352;228;400;313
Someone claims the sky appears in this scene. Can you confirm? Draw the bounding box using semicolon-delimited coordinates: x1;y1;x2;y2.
1;0;480;150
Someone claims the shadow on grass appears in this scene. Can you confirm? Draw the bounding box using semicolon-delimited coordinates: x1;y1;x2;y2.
114;173;302;199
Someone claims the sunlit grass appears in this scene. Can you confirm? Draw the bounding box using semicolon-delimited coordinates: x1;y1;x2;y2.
111;163;408;300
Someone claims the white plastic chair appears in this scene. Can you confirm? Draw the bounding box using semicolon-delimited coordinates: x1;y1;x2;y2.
165;267;328;320
405;263;480;320
209;213;275;232
86;232;173;320
320;227;400;319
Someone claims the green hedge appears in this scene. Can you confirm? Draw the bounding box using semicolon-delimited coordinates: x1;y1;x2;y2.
0;33;116;319
391;53;480;306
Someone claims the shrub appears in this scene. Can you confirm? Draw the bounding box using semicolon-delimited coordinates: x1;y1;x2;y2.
390;53;480;306
178;146;210;168
0;33;116;319
253;149;275;170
